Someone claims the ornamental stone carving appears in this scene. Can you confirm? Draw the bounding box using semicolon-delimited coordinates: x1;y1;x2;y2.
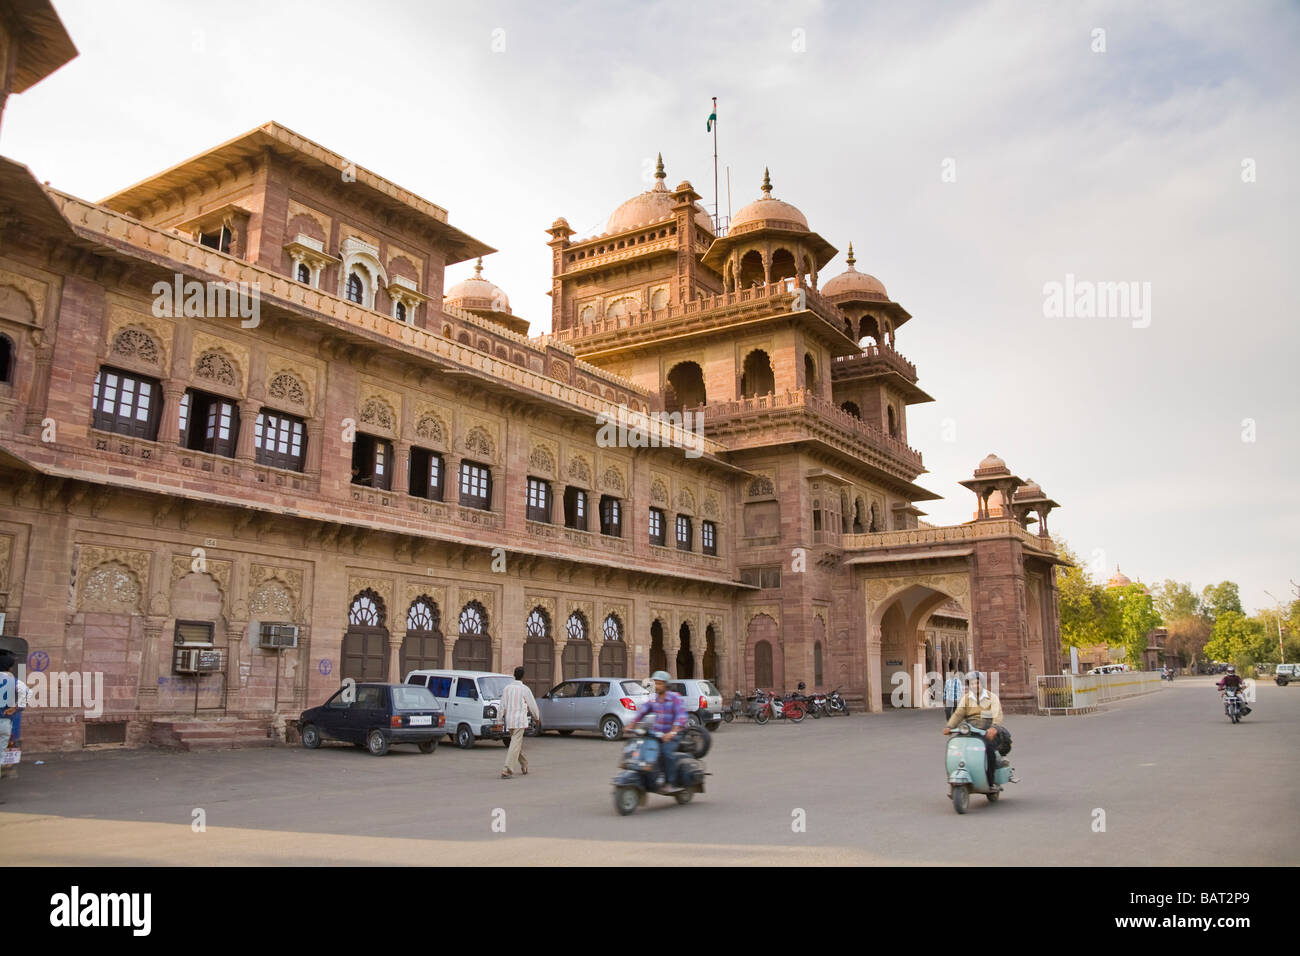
650;478;669;506
348;576;394;616
568;455;592;486
528;443;556;477
76;545;152;613
249;581;293;618
110;327;160;365
359;396;397;433
458;587;495;620
404;581;447;615
745;606;781;629
600;464;625;494
747;475;775;498
194;349;239;388
105;306;172;370
702;494;720;519
267;371;307;407
0;270;46;324
463;426;495;461
526;595;557;625
676;488;696;514
865;572;972;615
414;408;448;446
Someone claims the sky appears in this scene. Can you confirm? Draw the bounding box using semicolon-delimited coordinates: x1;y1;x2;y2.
3;0;1297;613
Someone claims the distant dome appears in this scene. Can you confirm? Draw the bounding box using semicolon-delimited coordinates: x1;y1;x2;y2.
605;154;713;234
1107;567;1134;589
974;453;1009;476
729;168;809;233
445;258;510;314
1015;478;1044;499
821;244;888;301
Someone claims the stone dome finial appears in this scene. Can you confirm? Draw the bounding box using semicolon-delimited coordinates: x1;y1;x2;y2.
473;257;483;277
846;243;856;268
761;167;772;197
655;152;665;181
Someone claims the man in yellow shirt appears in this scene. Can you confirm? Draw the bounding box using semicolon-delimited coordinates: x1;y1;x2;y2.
942;671;1019;786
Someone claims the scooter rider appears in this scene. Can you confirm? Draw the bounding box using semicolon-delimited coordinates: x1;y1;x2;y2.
630;670;687;788
942;671;1019;787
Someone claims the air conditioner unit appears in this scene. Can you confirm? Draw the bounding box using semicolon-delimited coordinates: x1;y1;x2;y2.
259;623;299;649
174;648;201;673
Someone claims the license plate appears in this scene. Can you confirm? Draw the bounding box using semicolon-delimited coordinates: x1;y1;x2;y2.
409;715;432;726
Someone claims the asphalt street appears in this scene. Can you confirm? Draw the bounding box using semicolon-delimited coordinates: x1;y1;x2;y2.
2;676;1295;865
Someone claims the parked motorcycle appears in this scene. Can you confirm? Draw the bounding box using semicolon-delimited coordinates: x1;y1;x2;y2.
826;689;849;716
754;689;806;723
612;721;709;815
945;720;1015;814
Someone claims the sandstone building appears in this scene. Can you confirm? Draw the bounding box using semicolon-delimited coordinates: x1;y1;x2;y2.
0;2;1063;750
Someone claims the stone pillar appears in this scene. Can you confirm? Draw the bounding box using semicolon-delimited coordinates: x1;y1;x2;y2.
388;631;404;683
158;380;186;447
305;419;325;479
235;398;260;462
23;330;55;433
866;623;883;713
392;439;411;495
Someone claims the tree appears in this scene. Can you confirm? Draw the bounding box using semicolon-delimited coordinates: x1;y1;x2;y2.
1203;610;1265;667
1165;615;1211;670
1056;541;1115;651
1154;580;1200;621
1201;581;1243;622
1114;583;1161;666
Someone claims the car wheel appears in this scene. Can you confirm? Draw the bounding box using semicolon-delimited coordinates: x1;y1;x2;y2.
705;721;721;732
300;724;321;749
600;716;623;741
366;730;390;756
614;786;639;816
558;729;574;736
455;724;475;749
418;739;438;754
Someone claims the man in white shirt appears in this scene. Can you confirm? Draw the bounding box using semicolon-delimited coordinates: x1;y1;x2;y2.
500;666;539;779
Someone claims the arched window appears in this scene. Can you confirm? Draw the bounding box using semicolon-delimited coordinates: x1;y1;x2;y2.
296;263;310;284
599;613;626;676
524;607;554;694
0;333;15;385
395;301;407;323
665;361;706;414
349;592;383;626
343;589;389;682
754;640;773;688
562;611;591;679
526;607;550;640
402;597;443;672
841;401;861;419
804;352;817;392
602;614;623;643
452;600;490;671
345;272;364;304
741;350;775;398
887;405;898;437
566;612;587;642
459;602;486;635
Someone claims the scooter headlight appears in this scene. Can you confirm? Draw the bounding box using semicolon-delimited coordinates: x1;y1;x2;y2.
958;761;965;768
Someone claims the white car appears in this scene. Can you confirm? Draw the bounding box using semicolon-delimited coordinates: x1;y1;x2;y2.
404;669;514;749
667;678;725;730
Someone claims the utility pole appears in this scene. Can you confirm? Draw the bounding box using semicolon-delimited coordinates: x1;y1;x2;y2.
1264;589;1286;664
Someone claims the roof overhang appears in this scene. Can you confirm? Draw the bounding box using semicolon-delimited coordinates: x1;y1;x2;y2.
4;0;77;94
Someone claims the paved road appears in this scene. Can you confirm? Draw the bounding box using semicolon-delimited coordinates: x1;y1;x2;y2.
2;676;1295;865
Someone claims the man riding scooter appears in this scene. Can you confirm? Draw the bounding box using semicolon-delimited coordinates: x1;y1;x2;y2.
943;671;1019;788
629;670;687;788
1216;665;1252;716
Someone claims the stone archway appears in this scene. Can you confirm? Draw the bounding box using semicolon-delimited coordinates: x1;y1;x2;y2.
343;589;389;683
745;613;782;691
865;575;972;713
649;619;667;674
676;621;695;678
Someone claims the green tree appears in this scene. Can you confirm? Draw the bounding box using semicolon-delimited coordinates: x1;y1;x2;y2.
1203;610;1265;667
1201;581;1243;622
1115;584;1161;666
1154;580;1200;621
1056;542;1114;651
1165;614;1211;671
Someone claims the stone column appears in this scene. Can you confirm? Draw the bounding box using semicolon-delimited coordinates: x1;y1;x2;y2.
305;419;325;480
388;631;404;683
235;398;260;462
24;331;55;433
158;380;186;447
866;623;883;713
392;439;411;495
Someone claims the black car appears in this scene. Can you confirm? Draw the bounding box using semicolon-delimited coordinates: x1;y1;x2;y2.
298;682;447;755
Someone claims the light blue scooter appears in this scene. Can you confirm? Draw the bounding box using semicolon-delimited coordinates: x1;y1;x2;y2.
945;720;1014;814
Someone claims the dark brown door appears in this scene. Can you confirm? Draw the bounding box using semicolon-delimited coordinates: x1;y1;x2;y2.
342;626;389;682
599;641;627;677
523;638;554;697
562;640;592;680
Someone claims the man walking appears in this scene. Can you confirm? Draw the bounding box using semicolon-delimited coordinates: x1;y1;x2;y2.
500;666;538;779
943;666;963;719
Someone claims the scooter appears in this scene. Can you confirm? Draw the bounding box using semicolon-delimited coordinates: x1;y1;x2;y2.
945;720;1015;814
612;721;709;815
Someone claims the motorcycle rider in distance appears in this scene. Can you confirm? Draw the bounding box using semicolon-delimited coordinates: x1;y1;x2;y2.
630;670;687;788
943;671;1019;787
1216;664;1252;716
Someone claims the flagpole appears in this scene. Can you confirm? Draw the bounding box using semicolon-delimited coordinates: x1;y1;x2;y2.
712;96;719;233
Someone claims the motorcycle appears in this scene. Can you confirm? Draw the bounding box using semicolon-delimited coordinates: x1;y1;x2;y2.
1162;670;1175;681
1222;688;1249;723
753;689;805;723
945;720;1015;814
826;689;849;716
612;721;709;815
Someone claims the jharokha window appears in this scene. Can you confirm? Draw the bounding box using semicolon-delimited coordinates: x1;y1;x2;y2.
648;507;666;547
179;389;240;458
92;367;160;439
408;447;444;501
296;263;310;284
345;272;364;304
254;409;306;471
563;487;587;531
676;514;693;551
459;460;492;510
351;432;393;491
702;520;718;556
526;477;551;523
599;495;622;537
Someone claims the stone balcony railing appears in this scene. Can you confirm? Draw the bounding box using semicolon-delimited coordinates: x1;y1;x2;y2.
831;344;918;383
544;278;854;348
841;519;1055;554
692;387;924;470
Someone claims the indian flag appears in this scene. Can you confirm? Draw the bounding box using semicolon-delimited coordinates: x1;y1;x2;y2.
707;100;716;132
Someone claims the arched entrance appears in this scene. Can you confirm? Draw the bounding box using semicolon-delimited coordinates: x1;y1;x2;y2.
741;350;775;398
676;622;695;678
649;619;667;673
452;601;491;671
746;613;781;690
867;581;970;712
401;596;443;673
524;607;555;695
599;613;627;676
562;611;592;679
702;624;718;684
343;589;389;682
666;361;706;414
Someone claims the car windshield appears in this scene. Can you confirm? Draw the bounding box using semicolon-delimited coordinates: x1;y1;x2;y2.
477;676;511;699
391;686;440;711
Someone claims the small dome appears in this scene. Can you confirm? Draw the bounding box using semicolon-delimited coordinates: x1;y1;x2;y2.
1108;567;1134;589
1015;478;1044;500
974;453;1009;476
605;154;713;234
445;258;510;314
821;244;889;301
730;168;809;233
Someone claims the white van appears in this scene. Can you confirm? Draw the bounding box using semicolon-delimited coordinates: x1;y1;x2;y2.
404;669;514;749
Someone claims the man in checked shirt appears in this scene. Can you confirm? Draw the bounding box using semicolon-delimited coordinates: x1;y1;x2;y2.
629;670;688;788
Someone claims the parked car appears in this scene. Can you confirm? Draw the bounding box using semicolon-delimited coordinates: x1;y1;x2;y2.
536;677;650;740
298;682;446;756
668;678;725;730
404;669;514;749
1275;663;1299;686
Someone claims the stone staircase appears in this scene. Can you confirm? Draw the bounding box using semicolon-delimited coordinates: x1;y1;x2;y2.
150;717;278;751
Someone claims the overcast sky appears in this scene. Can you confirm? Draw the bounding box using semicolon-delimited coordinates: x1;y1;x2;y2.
4;0;1296;613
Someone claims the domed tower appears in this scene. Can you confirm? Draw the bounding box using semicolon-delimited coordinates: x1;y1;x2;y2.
700;168;837;291
444;257;528;336
824;243;932;442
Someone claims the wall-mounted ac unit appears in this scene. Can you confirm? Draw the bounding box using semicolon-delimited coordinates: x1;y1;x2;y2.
259;623;299;649
174;648;201;673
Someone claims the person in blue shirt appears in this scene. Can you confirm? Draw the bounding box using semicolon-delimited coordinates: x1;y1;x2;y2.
630;670;687;787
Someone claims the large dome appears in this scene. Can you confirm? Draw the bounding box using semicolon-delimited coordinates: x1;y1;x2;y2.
821;244;888;300
444;258;510;313
605;154;713;234
729;168;809;233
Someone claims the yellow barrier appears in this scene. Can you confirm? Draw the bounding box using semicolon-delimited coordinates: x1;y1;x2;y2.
1037;671;1164;713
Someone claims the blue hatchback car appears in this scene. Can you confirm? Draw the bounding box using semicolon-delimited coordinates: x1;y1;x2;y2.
298;682;447;756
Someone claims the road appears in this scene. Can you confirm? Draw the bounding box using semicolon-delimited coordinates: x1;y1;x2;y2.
2;676;1295;865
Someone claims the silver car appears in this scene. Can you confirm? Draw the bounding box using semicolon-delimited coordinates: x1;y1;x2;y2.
536;677;650;740
668;678;725;730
